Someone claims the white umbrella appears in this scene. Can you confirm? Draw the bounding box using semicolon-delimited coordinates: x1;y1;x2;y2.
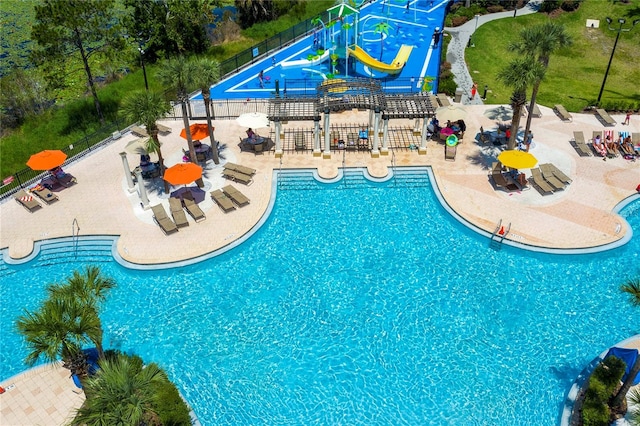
124;138;161;155
436;105;467;123
236;112;270;129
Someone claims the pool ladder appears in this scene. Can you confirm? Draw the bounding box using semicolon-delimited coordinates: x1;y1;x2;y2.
72;218;80;258
489;219;510;251
391;151;397;186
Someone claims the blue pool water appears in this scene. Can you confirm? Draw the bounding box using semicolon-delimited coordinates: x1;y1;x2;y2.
1;172;639;425
206;0;445;99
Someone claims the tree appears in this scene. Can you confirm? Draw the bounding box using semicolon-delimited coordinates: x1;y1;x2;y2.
15;267;115;376
0;68;52;130
235;0;274;29
509;22;571;143
45;266;116;359
121;90;172;193
31;0;123;124
157;58;204;186
71;354;165;426
611;278;640;411
496;57;546;150
191;57;222;164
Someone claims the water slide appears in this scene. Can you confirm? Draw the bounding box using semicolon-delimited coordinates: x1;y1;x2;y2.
348;44;413;74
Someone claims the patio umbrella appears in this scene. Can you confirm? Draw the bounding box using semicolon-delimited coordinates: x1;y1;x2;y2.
26;150;67;171
180;123;210;141
163;163;203;186
497;150;538;169
440;127;454;136
436;105;467;123
236;112;270;129
124;138;160;155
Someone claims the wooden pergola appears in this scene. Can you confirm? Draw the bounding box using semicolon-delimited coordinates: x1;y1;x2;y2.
267;78;438;157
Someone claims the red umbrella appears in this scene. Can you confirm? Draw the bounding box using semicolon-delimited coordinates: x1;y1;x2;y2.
26;150;67;171
163;163;203;186
180;123;211;141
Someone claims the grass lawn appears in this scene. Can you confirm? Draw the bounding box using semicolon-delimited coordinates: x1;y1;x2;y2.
465;0;640;112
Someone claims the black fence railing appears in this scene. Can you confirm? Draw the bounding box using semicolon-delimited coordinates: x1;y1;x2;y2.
217;11;331;80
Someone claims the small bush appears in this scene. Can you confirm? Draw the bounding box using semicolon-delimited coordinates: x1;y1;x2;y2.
451;16;470;27
581;356;626;426
592;355;626;389
540;0;561;13
153;379;192;426
560;0;581;12
582;400;610;426
487;5;505;13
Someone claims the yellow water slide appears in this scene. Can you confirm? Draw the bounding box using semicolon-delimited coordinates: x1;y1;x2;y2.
348;45;413;74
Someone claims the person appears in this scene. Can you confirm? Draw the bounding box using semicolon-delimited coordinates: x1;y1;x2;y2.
429;117;440;134
246;128;256;140
272;57;276;67
593;134;607;158
620;135;634;156
470;83;478;100
258;70;264;88
524;132;533;152
358;128;368;141
605;132;618;155
505;128;511;141
622;111;631;125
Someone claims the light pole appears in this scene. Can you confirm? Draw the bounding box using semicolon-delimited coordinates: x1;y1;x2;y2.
596;17;639;105
138;43;149;92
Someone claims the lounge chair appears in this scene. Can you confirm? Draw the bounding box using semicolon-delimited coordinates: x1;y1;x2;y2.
15;189;42;212
527;103;542;118
156;123;172;134
489;163;518;191
539;165;566;191
181;191;206;222
222;169;253;185
554;104;572;122
210;189;236;212
150;204;178;235
31;186;59;204
294;132;306;151
478;126;491;144
224;162;256;176
529;168;554;195
437;93;451;107
347;133;358;149
540;163;572;185
595;108;616;127
168;197;189;228
633;133;640;144
131;125;148;137
445;144;456;161
222;185;250;207
603;130;619;158
570;131;592;157
52;173;77;188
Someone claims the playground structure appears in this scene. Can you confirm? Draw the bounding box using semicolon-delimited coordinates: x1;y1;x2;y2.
281;1;413;77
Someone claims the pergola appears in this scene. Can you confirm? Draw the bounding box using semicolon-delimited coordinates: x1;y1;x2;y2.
267;78;437;158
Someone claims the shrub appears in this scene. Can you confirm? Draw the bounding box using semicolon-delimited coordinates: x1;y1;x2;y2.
560;0;581;12
540;0;561;13
153;379;192;426
452;16;470;27
581;356;626;426
582;400;610;426
487;5;505;13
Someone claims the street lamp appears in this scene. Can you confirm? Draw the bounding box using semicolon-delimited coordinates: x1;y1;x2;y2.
596;17;639;105
138;43;149;92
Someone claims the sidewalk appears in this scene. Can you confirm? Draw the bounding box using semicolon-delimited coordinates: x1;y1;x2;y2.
444;1;542;104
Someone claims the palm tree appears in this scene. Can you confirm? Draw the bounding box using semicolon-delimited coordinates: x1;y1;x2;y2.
509;22;572;143
190;57;221;164
45;266;116;359
71;354;166;426
611;278;640;411
374;21;391;61
497;57;546;150
157;57;204;187
121;90;172;193
16;298;99;371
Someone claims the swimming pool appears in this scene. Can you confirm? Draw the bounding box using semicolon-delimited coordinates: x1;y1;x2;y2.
205;0;446;99
1;172;638;425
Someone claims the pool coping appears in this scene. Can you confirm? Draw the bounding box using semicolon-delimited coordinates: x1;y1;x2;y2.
3;167;637;270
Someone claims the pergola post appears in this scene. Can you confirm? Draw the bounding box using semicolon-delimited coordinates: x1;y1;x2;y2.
413;118;422;136
323;107;331;159
274;120;283;158
371;107;380;158
120;152;136;193
313;116;322;157
134;168;150;210
381;114;389;156
419;116;429;155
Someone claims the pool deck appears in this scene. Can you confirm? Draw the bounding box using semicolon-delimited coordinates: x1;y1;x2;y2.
1;104;638;266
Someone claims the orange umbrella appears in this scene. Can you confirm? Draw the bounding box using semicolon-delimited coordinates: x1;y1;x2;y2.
163;163;203;186
180;123;211;141
26;150;67;171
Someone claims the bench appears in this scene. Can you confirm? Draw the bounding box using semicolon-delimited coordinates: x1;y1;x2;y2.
527;103;542;118
131;126;148;137
595;108;616;127
554;104;572;122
